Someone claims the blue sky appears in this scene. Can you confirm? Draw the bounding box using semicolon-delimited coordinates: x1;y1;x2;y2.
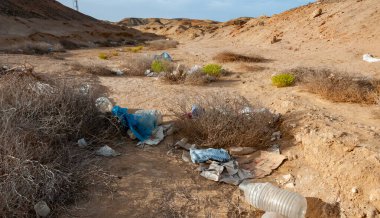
57;0;313;22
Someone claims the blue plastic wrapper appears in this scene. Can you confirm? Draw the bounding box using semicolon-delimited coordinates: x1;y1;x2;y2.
112;106;157;141
190;148;231;163
154;52;173;62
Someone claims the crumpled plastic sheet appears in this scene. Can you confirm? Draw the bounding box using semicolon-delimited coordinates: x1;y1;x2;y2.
200;160;253;185
137;124;172;147
190;148;231;163
112;106;158;141
363;54;380;63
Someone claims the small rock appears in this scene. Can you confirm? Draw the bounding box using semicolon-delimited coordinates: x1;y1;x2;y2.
34;201;50;217
271;131;282;141
351;187;359;194
311;8;323;18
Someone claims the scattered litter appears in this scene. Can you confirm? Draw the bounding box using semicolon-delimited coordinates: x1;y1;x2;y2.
240;106;254;114
96;145;120;157
154;52;173;61
200;160;253;185
113;69;124;76
187;65;202;75
190;148;231;163
112;106;157;141
268;144;281;154
229;147;257;156
271;131;282;141
276;173;295;189
182;151;191;162
34;201;51;217
191;104;205;118
363;54;380;63
145;69;158;77
236;151;286;178
79;84;90;95
30;82;55;95
175;138;197;150
135;109;163;126
77;138;88;148
239;182;307;218
96;97;113;113
137;124;172;146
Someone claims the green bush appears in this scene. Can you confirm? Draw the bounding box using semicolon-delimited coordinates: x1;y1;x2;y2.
128;46;144;53
202;64;222;77
271;73;295;87
151;60;174;73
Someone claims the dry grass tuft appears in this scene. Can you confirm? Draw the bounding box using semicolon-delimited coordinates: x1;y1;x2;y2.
147;39;179;50
291;67;380;104
169;93;279;148
0;66;120;217
214;51;268;63
184;71;215;85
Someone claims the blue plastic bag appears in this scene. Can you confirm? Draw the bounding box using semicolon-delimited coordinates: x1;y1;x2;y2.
190;148;231;163
112;106;157;141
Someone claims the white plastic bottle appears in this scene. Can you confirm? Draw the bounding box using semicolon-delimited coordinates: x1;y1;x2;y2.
239;182;307;218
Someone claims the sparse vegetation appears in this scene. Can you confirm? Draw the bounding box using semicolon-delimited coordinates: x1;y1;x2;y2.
291;67;380;104
151;60;174;73
98;52;109;60
271;73;295;87
147;39;179;50
1;42;65;55
185;71;215;85
71;63;117;76
202;64;222;77
214;51;268;63
169;94;279;148
0;66;120;217
127;46;144;53
121;55;154;76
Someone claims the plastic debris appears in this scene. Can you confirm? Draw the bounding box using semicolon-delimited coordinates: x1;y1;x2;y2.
137;124;172;146
135;109;163;126
34;201;51;217
96;97;113;113
191;104;204;118
229;147;257;156
154;52;173;61
363;54;380;63
127;129;137;140
187;65;202;75
262;212;286;218
77;138;88;148
114;69;124;76
145;69;158;77
240;106;254;114
182;151;191;162
200;160;253;185
190;148;231;163
96;145;120;157
236;151;286;179
239;182;307;218
79;84;90;95
268;144;281;154
112;106;157;141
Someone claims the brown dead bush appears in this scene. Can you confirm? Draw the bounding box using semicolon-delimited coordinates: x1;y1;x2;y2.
71;63;116;77
121;55;154;76
147;39;179;50
169;94;279;148
0;67;120;217
214;51;268;63
184;71;215;85
291;67;380;104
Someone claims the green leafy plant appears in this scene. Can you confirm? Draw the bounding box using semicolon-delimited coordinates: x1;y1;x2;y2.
151;60;173;73
202;64;222;77
271;73;295;87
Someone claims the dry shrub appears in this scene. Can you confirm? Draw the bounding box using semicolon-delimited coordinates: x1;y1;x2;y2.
214;51;268;63
184;71;215;85
121;55;153;76
169;93;279;148
292;67;380;104
1;42;65;55
71;63;116;77
0;67;120;217
147;39;179;50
